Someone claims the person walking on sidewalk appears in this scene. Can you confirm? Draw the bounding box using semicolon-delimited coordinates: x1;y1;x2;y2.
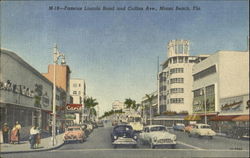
10;125;18;144
2;123;9;143
35;127;41;148
29;126;39;149
15;121;21;144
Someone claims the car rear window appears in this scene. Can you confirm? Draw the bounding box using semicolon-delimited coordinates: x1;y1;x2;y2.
114;126;132;131
68;128;81;131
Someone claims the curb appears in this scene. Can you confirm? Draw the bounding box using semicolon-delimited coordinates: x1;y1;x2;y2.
0;142;64;154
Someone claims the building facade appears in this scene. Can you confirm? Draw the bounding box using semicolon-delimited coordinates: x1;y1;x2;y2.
69;79;86;124
159;40;208;115
192;50;249;134
0;49;53;135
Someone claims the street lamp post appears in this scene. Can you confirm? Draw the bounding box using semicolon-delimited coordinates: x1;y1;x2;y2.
52;44;66;146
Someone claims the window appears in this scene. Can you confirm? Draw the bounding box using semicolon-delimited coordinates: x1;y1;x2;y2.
170;98;184;104
170;68;184;74
78;91;81;95
73;83;77;87
170;78;184;84
79;84;81;87
170;88;184;93
73;91;77;95
193;65;216;81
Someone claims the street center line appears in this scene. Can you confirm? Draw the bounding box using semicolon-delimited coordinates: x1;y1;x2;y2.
176;141;204;150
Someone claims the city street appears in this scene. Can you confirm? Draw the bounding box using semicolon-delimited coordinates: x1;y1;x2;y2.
2;123;249;158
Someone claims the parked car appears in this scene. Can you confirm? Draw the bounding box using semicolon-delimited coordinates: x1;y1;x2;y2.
111;124;137;148
139;125;177;149
189;124;216;139
112;120;118;126
63;126;86;143
97;120;104;127
173;123;185;131
184;124;196;133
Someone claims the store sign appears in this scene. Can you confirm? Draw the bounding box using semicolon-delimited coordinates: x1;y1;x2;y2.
220;96;243;113
66;104;82;111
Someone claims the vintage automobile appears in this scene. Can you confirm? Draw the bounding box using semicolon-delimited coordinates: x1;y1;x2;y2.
139;125;177;149
189;124;216;139
184;124;196;133
111;124;137;148
97;120;104;127
173;123;185;131
63;126;86;143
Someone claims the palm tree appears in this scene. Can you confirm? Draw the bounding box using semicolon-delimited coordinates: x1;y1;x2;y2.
84;97;98;121
145;94;155;125
124;98;137;110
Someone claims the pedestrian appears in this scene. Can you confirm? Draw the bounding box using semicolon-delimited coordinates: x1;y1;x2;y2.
15;121;21;144
35;127;41;148
29;126;39;149
2;123;9;143
10;126;18;144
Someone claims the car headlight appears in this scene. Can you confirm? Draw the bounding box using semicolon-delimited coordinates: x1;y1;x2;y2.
153;137;157;142
133;135;137;140
114;135;118;140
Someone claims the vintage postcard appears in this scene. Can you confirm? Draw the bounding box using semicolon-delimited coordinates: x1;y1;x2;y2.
0;0;249;158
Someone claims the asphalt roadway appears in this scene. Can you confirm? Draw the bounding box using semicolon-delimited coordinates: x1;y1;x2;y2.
1;123;249;158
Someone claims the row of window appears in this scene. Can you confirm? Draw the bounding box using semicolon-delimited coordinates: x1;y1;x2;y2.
73;91;81;95
170;78;184;84
170;68;184;74
193;65;216;81
170;88;184;93
170;98;184;104
73;83;82;87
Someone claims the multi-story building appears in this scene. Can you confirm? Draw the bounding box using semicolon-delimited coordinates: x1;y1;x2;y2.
69;79;86;124
159;40;208;115
192;50;249;133
42;64;71;92
0;49;53;135
112;100;124;111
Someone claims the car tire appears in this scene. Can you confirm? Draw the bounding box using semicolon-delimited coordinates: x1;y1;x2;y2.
209;136;213;139
133;145;137;148
188;133;192;137
113;145;117;149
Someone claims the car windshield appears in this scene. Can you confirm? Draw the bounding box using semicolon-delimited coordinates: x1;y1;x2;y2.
150;126;166;132
200;125;210;129
114;126;132;131
67;128;81;131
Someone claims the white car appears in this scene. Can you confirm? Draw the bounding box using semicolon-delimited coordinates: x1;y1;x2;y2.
139;125;177;148
189;124;216;139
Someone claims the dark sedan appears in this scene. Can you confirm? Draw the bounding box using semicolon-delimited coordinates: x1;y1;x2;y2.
111;124;138;148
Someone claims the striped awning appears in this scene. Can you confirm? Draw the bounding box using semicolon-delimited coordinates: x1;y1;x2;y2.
184;115;201;121
209;115;237;121
232;115;249;121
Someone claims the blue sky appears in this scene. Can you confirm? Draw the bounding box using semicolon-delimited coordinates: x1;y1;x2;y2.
1;1;249;115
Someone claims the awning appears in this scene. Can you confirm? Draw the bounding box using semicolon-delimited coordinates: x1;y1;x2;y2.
209;115;238;121
232;115;249;121
184;115;201;121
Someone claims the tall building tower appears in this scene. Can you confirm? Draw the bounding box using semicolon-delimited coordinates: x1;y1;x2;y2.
159;40;208;115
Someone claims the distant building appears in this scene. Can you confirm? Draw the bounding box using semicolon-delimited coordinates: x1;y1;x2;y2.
112;100;125;111
69;79;86;124
159;40;208;115
42;64;71;92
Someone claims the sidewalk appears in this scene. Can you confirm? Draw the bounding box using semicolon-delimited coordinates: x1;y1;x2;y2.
0;133;64;154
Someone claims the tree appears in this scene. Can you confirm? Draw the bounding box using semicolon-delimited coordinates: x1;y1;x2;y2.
124;98;136;109
84;97;98;121
145;94;155;125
